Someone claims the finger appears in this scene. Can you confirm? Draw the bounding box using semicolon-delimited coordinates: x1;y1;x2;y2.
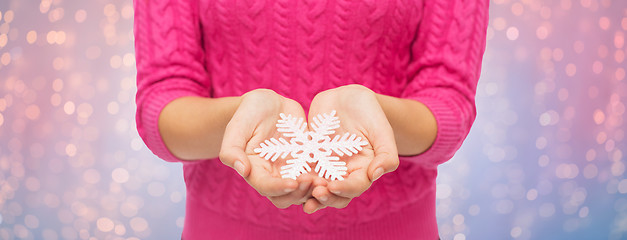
312;185;351;209
248;165;298;197
303;198;326;214
219;118;252;177
366;122;399;182
268;174;314;208
367;149;399;182
218;146;250;177
327;168;371;199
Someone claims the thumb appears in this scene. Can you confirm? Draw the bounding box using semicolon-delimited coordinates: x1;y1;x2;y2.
367;150;399;182
219;119;252;178
219;146;251;178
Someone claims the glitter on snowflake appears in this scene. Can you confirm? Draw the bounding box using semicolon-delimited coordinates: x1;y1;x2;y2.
253;110;369;180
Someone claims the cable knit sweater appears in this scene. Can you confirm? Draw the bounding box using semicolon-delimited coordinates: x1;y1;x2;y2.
134;0;487;239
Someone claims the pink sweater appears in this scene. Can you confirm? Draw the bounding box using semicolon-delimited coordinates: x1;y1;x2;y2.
134;0;488;239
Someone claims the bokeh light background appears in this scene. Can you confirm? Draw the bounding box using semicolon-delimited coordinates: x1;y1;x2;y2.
0;0;626;239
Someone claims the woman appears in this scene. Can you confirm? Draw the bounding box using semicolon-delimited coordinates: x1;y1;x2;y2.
134;0;488;239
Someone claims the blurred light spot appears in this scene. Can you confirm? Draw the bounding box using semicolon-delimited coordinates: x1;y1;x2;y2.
573;41;584;53
583;164;598;179
556;164;579;179
538;155;550;167
593;109;605;124
526;189;538;201
64;101;75;115
83;168;101;184
76;103;93;118
123;53;135;67
25;104;40;120
65;143;77;157
26;31;37;44
170;191;183;203
75;9;86;23
0;34;6;47
114;224;126;235
436;184;452;199
104;4;117;17
52;57;64;70
13;224;28;238
616;32;625;49
40;0;51;13
511;3;523;16
1;52;11;65
536;137;548;149
597;132;607;144
468;205;480;216
110;55;122;69
493;17;507;31
506;27;519;40
579;206;589;218
130;217;148;232
592;60;603;74
112;168;130;183
453;233;465;240
55;31;66;45
599;16;610;30
617;68;626;81
615;49;625;63
52;78;63;92
47;31;57;44
24;215;39;229
50;93;61;106
539;110;559;126
618;179;627;194
565;63;576;76
553;48;564;61
131;138;143;151
536;26;548;40
122;5;134;19
25;177;40;191
48;8;64;23
97;218;114;232
540;6;551;19
107;101;120;115
3;10;13;23
511;227;522;238
612;162;625;176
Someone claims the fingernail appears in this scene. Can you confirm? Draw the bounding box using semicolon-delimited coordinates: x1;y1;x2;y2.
319;195;328;202
373;168;384;181
284;187;296;193
234;161;245;177
330;190;341;195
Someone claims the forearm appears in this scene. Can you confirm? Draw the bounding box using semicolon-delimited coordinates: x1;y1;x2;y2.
159;96;241;160
375;94;437;156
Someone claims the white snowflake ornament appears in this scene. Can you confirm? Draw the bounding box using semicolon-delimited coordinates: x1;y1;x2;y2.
253;110;368;181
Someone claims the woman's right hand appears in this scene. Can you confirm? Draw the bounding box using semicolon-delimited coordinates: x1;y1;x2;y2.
219;89;314;208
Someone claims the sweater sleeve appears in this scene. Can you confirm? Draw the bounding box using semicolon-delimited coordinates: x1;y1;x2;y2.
399;0;489;168
134;0;210;162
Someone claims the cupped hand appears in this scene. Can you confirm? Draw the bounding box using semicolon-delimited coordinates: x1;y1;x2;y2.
219;89;315;208
303;84;399;213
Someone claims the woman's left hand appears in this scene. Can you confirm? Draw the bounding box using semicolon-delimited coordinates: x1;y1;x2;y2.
303;84;399;214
